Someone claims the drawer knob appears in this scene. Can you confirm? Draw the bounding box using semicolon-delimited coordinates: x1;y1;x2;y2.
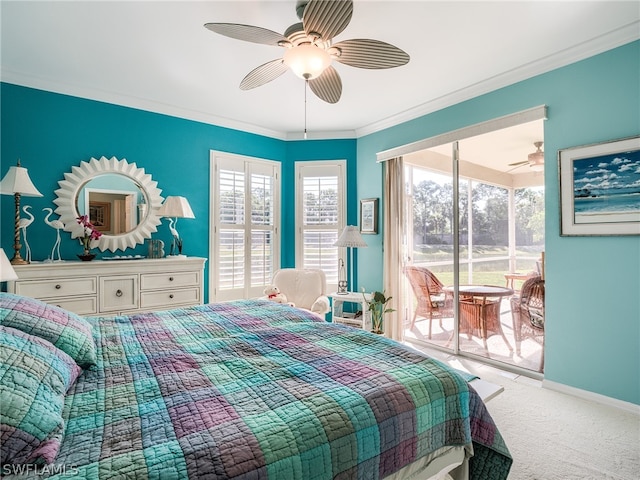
169;277;174;281
55;284;61;290
169;294;174;299
116;289;123;297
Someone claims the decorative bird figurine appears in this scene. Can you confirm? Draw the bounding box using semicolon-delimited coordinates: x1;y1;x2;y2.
18;205;35;263
165;217;182;256
43;208;65;262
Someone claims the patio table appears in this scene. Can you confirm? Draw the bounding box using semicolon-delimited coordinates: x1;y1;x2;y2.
444;285;514;351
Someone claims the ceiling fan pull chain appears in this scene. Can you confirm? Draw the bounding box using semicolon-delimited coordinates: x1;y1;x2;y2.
304;79;308;140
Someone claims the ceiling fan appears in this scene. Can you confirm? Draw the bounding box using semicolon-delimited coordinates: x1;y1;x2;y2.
204;0;410;104
509;141;544;171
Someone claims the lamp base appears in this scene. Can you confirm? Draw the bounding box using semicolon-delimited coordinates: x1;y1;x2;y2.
10;254;28;265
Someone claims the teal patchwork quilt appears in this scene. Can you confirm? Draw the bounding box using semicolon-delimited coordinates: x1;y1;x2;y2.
5;300;511;479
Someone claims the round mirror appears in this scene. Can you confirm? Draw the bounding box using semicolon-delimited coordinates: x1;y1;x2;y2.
75;174;148;235
54;156;163;252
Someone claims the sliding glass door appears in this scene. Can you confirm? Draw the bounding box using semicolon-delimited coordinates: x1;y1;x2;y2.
404;157;455;346
402;120;545;373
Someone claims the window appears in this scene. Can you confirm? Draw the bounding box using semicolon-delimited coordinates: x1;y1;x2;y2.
210;151;280;301
295;161;346;292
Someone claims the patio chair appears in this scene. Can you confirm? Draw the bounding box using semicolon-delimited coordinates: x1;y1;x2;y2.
403;265;453;337
510;275;545;371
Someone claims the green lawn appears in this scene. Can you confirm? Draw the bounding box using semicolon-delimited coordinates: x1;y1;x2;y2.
411;245;541;287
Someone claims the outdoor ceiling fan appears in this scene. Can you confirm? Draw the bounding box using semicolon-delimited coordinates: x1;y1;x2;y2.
509;141;544;171
204;0;410;104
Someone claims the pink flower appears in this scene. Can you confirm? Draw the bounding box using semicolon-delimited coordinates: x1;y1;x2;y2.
76;215;102;250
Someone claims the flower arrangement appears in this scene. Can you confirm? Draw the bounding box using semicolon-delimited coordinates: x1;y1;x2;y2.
76;215;103;255
362;289;395;334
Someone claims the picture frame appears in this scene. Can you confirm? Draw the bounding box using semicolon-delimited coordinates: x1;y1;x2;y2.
89;201;111;232
360;198;379;234
559;135;640;236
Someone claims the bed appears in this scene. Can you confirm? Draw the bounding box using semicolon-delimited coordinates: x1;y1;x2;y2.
1;293;512;479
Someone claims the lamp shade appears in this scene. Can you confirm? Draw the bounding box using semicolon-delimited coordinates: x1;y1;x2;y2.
157;196;195;219
0;248;19;281
334;226;368;248
0;165;43;197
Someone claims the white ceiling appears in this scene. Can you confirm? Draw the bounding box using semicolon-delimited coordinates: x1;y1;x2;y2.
1;0;638;146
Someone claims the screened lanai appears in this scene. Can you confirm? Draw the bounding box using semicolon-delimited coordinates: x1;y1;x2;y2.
397;116;546;374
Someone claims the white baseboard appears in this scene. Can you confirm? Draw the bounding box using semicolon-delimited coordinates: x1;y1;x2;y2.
543;379;640;415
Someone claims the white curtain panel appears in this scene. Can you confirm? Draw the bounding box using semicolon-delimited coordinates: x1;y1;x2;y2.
383;157;406;341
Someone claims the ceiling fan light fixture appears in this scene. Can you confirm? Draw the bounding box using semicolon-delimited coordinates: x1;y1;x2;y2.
528;141;544;170
529;156;544;171
284;44;331;79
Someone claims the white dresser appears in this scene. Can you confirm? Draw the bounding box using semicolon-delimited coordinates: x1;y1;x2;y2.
8;257;207;316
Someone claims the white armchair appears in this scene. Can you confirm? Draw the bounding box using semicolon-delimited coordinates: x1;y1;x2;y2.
271;269;330;318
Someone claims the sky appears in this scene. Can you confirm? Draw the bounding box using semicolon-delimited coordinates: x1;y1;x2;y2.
573;149;640;194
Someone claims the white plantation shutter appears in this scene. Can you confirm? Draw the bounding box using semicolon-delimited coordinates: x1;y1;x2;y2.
211;152;280;301
295;161;346;291
250;172;275;288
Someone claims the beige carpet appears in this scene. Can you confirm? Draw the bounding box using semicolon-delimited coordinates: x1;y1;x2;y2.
406;344;640;479
482;372;640;480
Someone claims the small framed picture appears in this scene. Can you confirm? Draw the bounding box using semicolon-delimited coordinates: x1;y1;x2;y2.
559;135;640;236
89;201;111;232
360;198;379;234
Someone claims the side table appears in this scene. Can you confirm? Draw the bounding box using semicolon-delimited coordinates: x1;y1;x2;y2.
329;291;372;330
504;272;537;292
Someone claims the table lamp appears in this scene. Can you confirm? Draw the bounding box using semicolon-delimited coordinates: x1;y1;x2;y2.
334;225;367;293
0;248;19;282
157;196;195;257
0;160;43;264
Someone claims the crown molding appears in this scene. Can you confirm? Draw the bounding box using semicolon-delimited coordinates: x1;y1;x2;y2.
284;130;356;141
0;68;290;140
2;22;638;142
355;22;640;138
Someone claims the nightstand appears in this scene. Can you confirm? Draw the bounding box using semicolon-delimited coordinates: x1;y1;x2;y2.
329;291;372;330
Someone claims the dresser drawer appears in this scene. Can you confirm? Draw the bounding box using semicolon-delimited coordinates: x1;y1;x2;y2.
140;287;200;309
43;296;98;316
15;277;98;299
140;271;199;290
100;276;138;312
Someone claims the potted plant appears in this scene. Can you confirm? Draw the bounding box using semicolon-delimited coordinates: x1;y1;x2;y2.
362;289;395;334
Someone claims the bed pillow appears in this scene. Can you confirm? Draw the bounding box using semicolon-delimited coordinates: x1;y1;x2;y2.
0;293;96;368
0;326;81;465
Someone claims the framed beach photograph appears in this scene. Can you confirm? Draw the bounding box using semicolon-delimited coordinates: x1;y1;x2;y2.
559;135;640;236
360;198;378;234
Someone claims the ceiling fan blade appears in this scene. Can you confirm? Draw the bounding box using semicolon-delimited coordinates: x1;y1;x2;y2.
331;39;410;69
204;23;288;46
240;59;288;90
303;0;353;42
506;164;525;173
507;160;529;167
308;66;342;103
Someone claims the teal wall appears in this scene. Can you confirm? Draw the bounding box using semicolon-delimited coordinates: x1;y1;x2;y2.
0;83;357;295
357;41;640;405
1;40;638;404
283;139;358;267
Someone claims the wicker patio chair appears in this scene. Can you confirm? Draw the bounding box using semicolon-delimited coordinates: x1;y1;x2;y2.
403;265;453;337
510;275;545;371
